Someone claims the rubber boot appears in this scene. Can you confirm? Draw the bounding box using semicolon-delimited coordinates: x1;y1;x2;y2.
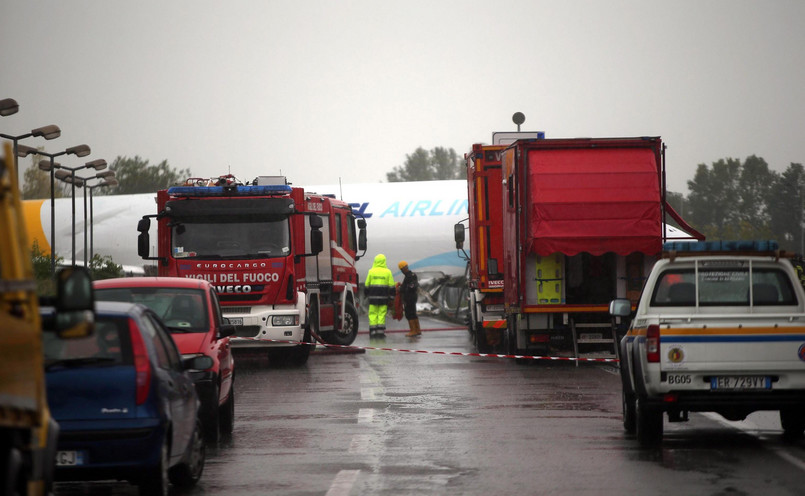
405;319;417;337
413;319;421;336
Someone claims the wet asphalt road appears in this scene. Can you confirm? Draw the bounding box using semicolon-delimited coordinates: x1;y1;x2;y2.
56;316;805;495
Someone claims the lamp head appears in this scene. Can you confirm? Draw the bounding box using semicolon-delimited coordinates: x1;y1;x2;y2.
0;98;19;117
31;124;61;140
67;144;91;157
16;144;39;158
86;159;107;171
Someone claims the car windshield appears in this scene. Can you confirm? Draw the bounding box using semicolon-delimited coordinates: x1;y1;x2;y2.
171;218;290;259
650;265;797;306
43;316;132;368
96;287;210;333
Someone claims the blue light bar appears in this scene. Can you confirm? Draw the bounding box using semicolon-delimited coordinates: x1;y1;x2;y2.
168;184;292;197
663;240;779;252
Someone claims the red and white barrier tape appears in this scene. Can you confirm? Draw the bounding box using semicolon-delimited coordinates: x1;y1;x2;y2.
231;336;620;363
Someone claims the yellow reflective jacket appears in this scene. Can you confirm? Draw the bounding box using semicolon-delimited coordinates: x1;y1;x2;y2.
365;253;395;305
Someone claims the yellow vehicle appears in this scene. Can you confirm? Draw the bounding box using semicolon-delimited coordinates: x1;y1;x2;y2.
0;142;94;495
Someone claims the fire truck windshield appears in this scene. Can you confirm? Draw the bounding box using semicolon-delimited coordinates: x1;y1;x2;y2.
171;218;290;260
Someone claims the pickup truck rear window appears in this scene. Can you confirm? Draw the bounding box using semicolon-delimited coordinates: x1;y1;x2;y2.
650;268;797;307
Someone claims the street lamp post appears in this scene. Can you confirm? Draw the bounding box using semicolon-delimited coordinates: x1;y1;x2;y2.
79;170;116;266
17;144;91;275
1;124;61;178
53;159;107;266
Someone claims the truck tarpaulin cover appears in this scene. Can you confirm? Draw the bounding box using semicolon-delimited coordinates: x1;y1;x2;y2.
527;147;661;256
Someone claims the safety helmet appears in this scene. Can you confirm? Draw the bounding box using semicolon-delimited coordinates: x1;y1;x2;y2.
398;261;408;270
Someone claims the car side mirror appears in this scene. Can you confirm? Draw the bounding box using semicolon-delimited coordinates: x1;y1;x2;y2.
454;223;465;249
609;298;632;317
219;323;236;339
183;354;214;371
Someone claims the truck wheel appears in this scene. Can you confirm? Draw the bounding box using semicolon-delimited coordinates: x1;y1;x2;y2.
635;397;663;447
780;408;805;440
504;317;517;356
622;391;637;434
475;324;492;354
322;301;359;346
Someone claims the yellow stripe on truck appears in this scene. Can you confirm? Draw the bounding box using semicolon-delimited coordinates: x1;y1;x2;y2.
22;200;50;254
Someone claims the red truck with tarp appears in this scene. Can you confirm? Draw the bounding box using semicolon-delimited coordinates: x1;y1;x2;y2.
456;136;703;360
137;175;367;365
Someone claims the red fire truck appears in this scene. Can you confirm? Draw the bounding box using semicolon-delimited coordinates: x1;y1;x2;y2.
137;175;367;364
456;137;703;361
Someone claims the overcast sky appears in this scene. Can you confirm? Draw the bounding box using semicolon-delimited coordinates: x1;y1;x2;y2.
2;0;804;194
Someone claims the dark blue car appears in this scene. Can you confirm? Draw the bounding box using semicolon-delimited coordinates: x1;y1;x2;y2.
42;301;210;495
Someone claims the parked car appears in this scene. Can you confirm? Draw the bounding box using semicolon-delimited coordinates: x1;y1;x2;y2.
94;277;236;443
42;301;210;495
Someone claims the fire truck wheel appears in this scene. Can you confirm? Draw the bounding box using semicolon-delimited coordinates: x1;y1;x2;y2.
322;301;359;346
286;328;313;366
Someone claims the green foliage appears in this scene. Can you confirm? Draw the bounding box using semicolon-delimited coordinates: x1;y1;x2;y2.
98;156;191;195
768;163;805;252
88;254;124;280
684;156;802;251
31;240;60;296
386;146;465;182
31;241;122;293
21;156;69;200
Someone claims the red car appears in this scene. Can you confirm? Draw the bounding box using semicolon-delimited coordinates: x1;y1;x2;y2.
94;277;235;444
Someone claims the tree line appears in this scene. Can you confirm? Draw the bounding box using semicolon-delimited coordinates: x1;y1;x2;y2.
669;156;805;253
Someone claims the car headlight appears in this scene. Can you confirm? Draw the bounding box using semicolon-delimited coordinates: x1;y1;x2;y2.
271;315;298;326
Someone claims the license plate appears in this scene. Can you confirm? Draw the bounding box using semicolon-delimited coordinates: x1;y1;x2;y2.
56;451;86;466
710;376;771;390
226;317;243;326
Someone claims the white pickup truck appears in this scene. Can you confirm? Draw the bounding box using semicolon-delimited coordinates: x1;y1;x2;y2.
611;240;805;446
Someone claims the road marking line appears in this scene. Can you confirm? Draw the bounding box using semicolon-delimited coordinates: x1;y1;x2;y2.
349;434;371;454
358;408;374;423
325;469;360;496
360;387;377;400
702;412;805;472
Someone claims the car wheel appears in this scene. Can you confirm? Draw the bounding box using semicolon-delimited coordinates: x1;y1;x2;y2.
169;417;206;488
219;384;235;436
204;384;221;445
780;408;805;440
622;391;637;434
635;396;663;447
140;435;169;496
